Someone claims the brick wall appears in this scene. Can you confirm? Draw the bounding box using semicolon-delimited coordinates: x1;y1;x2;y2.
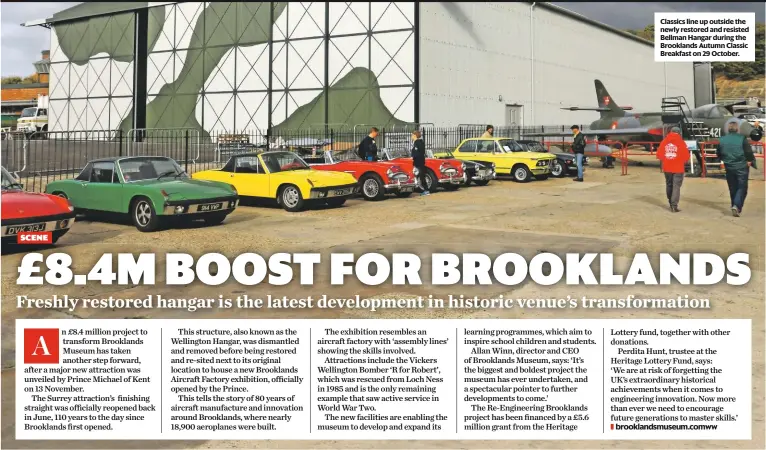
1;86;48;101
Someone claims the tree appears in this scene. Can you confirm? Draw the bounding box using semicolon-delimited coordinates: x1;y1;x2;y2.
1;76;22;84
21;74;39;84
626;22;765;81
711;22;765;81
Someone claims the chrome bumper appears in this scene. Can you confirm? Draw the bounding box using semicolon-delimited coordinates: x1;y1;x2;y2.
438;173;463;184
471;169;495;181
384;181;417;192
163;198;239;215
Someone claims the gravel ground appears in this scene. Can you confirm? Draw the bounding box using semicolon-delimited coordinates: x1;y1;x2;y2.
2;163;764;449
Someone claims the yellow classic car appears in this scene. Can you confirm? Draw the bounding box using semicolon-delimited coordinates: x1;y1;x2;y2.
192;151;358;212
451;137;557;182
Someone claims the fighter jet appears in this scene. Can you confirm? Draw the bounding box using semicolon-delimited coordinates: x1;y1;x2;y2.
522;80;761;147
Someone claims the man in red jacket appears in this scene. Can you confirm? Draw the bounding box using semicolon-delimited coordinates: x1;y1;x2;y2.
656;127;690;212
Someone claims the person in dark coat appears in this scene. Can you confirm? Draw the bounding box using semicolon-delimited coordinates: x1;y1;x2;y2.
571;125;586;182
410;130;429;196
717;118;756;217
358;127;379;161
752;120;763;143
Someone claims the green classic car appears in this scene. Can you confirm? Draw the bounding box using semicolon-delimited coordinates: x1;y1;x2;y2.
45;156;239;232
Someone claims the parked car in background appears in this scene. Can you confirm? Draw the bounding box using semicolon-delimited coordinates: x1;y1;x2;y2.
193;151;358;212
305;149;417;200
450;137;556;182
379;147;464;192
45;156;238;232
515;139;588;178
427;149;495;186
2;166;75;246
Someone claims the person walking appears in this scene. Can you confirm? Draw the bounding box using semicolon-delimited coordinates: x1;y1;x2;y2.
481;125;494;138
752;120;763;143
571;125;586;182
656;126;690;213
410;130;429;196
717;119;755;217
358;127;379;161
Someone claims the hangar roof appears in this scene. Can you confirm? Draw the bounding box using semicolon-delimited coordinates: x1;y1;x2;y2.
22;1;654;48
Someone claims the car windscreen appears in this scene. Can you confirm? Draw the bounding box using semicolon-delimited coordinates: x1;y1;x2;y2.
20;108;36;118
497;139;524;152
523;142;546;152
385;147;411;159
1;167;21;189
261;152;309;173
119;158;186;181
333;149;363;161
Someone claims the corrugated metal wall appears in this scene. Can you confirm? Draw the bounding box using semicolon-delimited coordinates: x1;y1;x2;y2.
418;2;696;127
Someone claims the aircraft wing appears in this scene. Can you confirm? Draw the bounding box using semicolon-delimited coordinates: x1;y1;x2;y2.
521;127;652;138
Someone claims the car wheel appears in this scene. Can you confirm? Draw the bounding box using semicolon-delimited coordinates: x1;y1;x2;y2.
512;165;532;182
203;212;227;226
550;160;566;178
326;198;346;207
425;170;438;191
279;185;304;212
473;180;490;186
395;192;412;198
131;197;160;232
360;174;385;201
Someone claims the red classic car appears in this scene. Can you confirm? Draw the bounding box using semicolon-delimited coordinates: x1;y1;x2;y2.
2;167;75;246
380;147;464;192
304;149;417;200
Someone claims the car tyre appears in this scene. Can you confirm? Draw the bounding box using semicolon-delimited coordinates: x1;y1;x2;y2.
360;174;386;201
131;197;160;232
550;160;566;178
326;198;346;207
203;212;227;226
512;165;532;182
279;184;304;212
425;170;439;192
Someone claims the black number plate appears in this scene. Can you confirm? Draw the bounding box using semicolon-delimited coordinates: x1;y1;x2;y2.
198;202;224;212
333;188;352;196
6;223;46;235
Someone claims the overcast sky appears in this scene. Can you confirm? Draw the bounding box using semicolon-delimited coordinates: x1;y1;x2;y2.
1;2;764;76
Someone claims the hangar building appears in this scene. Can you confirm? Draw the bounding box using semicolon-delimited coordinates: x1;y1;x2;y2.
28;2;695;136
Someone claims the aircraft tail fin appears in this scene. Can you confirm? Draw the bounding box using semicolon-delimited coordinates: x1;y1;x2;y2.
595;79;625;118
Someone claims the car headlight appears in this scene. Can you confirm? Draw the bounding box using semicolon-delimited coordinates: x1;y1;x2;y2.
491;162;496;170
68;205;74;212
229;184;238;194
461;163;466;171
413;167;420;176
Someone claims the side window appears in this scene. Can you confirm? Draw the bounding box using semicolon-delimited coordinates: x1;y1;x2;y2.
457;140;476;153
91;162;116;183
234;156;262;174
476;140;496;153
76;163;93;181
221;158;236;172
708;107;722;119
37;109;47;116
